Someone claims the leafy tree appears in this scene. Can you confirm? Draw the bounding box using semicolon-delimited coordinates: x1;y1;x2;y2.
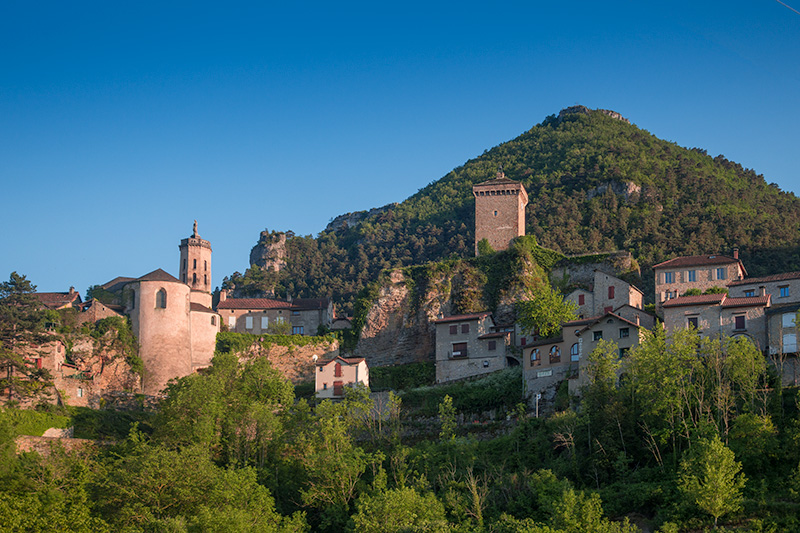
0;272;51;402
438;394;457;442
678;434;746;528
515;283;577;339
351;486;449;533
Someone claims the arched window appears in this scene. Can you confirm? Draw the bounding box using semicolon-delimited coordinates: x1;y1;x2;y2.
549;345;561;363
156;288;167;308
530;348;540;366
211;316;216;326
570;343;579;361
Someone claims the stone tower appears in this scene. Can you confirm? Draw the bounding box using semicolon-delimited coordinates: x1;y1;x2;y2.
473;169;529;255
179;220;213;307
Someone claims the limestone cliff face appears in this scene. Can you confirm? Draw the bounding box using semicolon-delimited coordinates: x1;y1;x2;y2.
354;270;447;367
249;230;287;272
233;339;339;384
353;261;533;367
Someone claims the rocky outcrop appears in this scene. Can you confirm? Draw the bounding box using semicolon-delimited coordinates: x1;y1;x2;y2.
550;251;640;289
234;339;339;384
586;180;642;202
249;229;287;272
558;106;630;124
324;204;397;233
354;270;446;367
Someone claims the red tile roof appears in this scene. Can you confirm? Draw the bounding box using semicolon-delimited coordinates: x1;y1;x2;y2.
578;312;643;332
722;295;771;308
35;291;82;309
292;298;330;310
478;331;509;339
728;271;800;286
217;298;294;310
653;254;742;269
433;312;492;324
315;356;366;366
662;294;726;308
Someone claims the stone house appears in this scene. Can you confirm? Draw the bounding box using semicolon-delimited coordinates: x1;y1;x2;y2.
523;317;592;399
315;356;369;399
728;271;800;303
662;293;771;351
473;171;528;255
569;312;649;394
216;293;334;336
433;312;512;383
523;311;650;399
653;251;746;315
34;287;82;311
565;270;644;319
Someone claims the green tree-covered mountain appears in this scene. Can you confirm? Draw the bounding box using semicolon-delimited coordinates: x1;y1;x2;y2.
225;106;800;311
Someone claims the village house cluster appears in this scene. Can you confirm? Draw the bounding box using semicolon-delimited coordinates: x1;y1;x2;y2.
18;172;800;407
431;173;799;403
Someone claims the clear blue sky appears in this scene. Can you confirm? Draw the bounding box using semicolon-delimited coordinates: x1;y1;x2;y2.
2;1;799;294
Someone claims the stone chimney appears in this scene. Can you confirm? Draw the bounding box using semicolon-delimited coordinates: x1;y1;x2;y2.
733;248;739;260
635;314;640;326
69;286;75;295
760;286;766;297
219;289;227;303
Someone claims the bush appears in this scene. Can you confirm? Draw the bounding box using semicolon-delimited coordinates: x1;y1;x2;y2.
369;362;435;391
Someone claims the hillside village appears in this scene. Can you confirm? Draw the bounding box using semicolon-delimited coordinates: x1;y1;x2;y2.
5;109;800;532
6;166;798;412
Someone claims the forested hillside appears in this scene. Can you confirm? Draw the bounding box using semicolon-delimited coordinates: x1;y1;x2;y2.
225;106;800;312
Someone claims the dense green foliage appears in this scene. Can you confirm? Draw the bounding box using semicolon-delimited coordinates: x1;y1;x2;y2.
224;108;800;311
368;361;435;392
3;335;800;531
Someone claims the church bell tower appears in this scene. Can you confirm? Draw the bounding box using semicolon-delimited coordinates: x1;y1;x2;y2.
179;220;213;307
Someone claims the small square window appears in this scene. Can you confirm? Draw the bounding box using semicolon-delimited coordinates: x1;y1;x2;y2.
687;270;696;282
716;267;726;280
780;286;790;298
688;317;698;329
619;347;630;358
744;290;755;297
593;331;603;341
323;383;327;390
619;327;629;339
461;324;470;334
734;315;746;331
664;272;675;284
488;340;497;351
578;294;585;306
449;324;457;335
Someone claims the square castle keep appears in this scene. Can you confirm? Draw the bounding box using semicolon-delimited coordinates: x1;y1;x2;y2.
473;169;528;255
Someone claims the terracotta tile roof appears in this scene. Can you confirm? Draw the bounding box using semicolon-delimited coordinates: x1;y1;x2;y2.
564;316;602;327
728;271;800;286
190;302;216;313
137;269;180;283
217;298;294;310
35;291;82;309
578;312;643;332
653;254;741;269
433;312;492;324
315;356;366;366
662;293;727;308
478;331;509;340
722;295;771;308
292;298;330;309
